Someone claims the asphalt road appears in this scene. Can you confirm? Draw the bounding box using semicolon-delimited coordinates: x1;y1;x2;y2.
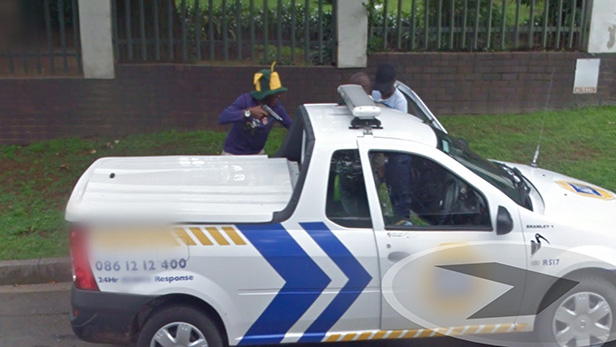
0;282;96;347
0;282;502;347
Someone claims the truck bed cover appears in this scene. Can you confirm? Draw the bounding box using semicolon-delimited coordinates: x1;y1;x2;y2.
65;155;299;223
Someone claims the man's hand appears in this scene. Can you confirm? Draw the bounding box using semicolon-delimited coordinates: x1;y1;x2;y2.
248;106;268;120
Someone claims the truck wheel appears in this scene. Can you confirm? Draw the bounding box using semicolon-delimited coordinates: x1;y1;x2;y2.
137;305;224;347
536;275;616;347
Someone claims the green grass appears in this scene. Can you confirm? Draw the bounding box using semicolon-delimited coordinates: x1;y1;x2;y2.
439;106;616;191
1;106;615;260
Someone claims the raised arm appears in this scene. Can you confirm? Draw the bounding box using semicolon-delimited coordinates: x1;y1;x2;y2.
274;103;292;129
218;94;250;124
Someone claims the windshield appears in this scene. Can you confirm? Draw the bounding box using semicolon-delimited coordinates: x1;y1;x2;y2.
435;130;528;207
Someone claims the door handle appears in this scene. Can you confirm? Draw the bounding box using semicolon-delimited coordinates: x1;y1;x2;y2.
388;251;410;262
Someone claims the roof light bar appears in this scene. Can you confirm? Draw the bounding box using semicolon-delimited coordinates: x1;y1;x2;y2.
337;84;382;129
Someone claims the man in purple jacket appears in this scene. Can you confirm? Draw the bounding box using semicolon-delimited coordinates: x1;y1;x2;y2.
218;63;292;155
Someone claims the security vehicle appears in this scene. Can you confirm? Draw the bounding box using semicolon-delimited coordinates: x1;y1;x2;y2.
68;85;616;347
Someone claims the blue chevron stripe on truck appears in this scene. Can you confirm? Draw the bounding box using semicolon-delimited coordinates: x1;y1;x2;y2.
298;222;372;343
238;223;372;345
238;223;331;345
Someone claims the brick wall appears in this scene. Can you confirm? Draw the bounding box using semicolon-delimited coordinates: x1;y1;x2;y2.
0;52;614;145
372;52;616;115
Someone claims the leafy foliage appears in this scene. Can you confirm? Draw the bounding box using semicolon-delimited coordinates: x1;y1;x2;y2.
366;0;506;51
364;0;585;51
182;1;335;64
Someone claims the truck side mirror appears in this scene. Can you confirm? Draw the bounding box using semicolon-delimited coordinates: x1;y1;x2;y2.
496;206;513;235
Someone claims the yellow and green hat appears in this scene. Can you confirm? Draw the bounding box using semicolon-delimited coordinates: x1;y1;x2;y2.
250;62;288;100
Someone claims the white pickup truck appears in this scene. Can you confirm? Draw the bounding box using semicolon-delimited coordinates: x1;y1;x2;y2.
67;85;616;347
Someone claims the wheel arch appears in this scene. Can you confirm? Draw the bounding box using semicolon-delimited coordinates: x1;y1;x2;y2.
130;293;229;345
536;266;616;323
533;266;616;344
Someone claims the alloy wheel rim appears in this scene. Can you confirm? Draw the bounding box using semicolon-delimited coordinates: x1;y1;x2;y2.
553;291;612;347
150;321;208;347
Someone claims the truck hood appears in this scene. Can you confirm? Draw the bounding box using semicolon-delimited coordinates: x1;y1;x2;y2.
65;155;299;224
505;162;616;229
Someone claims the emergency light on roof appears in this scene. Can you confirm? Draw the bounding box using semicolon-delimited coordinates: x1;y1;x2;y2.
337;84;382;129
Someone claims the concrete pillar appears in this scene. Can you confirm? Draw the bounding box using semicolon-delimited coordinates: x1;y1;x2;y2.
336;0;368;68
78;0;115;79
587;0;616;53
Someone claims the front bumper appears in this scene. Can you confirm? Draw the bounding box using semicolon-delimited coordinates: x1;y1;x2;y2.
70;285;156;345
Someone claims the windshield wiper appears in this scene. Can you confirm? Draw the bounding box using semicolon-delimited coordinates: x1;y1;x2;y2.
496;163;520;186
512;167;531;197
496;163;532;207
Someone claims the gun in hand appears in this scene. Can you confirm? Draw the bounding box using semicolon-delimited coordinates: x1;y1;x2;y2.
261;105;283;123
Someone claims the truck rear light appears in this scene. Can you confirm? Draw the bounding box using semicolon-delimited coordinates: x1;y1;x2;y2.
70;227;99;291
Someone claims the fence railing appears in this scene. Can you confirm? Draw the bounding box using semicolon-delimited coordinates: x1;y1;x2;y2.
0;0;597;76
112;0;336;65
0;0;82;76
369;0;590;52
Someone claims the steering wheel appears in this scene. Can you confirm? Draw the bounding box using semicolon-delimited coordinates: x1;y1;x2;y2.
439;179;460;225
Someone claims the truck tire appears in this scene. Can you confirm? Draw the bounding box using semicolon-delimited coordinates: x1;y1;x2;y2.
535;275;616;347
137;305;224;347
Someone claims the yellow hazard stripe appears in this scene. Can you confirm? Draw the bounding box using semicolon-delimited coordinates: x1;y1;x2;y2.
387;330;403;339
323;323;528;343
92;226;248;248
372;331;387;340
482;324;497;334
206;227;230;246
450;326;466;336
189;227;214;246
222;226;246;245
432;328;448;337
356;332;372;341
341;333;356;341
326;334;340;342
416;329;432;338
496;324;513;334
402;330;416;338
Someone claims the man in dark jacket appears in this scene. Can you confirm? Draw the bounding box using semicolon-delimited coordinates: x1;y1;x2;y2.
218;63;292;155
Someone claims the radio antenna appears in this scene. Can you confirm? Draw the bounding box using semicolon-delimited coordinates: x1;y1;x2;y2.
530;68;555;168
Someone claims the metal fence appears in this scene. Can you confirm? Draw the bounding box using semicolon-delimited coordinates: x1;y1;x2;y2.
0;0;82;76
112;0;336;65
370;0;590;52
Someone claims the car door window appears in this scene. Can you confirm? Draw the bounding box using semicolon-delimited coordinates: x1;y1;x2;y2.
402;92;428;122
394;81;448;133
326;150;372;228
395;84;429;123
369;150;491;230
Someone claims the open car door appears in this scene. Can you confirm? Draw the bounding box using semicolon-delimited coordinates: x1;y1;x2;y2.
394;81;448;134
